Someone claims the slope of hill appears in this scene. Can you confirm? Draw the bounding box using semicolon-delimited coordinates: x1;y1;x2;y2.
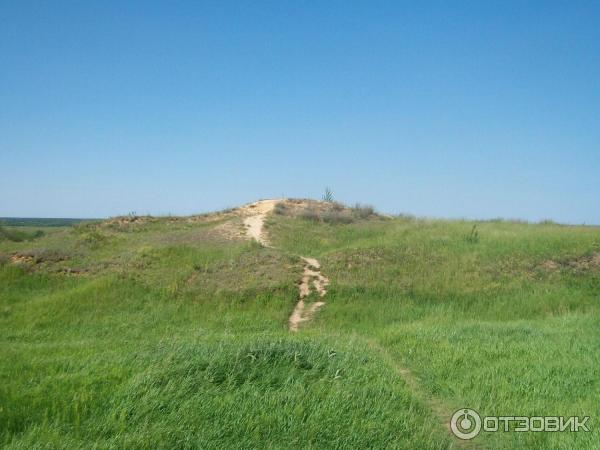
1;199;599;449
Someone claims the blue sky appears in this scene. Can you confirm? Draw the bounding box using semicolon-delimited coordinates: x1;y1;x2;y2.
1;1;599;223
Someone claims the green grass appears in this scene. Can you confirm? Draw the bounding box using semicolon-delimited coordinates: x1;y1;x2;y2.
0;225;46;243
1;208;599;448
267;214;600;449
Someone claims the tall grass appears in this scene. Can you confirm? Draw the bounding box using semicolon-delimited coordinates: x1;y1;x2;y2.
267;214;600;449
1;211;599;448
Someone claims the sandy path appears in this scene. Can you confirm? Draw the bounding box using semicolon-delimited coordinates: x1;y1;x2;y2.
241;201;462;443
241;200;329;331
242;200;280;246
288;257;329;331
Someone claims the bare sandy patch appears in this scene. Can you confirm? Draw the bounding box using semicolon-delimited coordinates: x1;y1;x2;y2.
240;199;279;246
289;256;329;332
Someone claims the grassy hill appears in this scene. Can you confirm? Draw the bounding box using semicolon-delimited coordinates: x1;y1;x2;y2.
1;200;598;449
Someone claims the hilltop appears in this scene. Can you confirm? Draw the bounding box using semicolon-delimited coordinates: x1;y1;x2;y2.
1;199;599;449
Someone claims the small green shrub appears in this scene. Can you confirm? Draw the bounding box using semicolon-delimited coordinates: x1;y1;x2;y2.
464;224;480;243
73;222;100;234
0;225;45;242
273;202;287;215
352;203;375;219
32;230;45;239
322;210;354;224
0;225;21;242
79;230;109;249
322;187;334;203
331;202;345;212
18;248;70;264
300;208;320;222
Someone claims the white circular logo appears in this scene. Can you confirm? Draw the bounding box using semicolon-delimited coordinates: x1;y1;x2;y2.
450;408;482;440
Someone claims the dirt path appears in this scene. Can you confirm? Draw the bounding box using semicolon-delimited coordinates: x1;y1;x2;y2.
241;200;329;331
288;257;329;331
241;199;280;246
367;339;475;448
240;200;465;444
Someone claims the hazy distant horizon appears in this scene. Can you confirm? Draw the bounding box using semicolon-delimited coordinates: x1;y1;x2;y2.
2;198;599;227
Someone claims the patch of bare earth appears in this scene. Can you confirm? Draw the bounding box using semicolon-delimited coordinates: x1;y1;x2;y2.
210;218;246;241
207;200;280;243
541;260;561;271
56;267;87;276
288;257;329;332
239;199;280;246
10;250;69;265
540;252;600;273
10;253;34;264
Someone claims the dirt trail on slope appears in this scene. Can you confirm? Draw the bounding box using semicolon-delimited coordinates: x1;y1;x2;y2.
288;257;329;332
241;199;280;246
367;339;476;448
241;200;465;445
241;200;328;331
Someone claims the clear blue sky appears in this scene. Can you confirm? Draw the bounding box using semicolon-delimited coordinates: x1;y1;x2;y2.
2;1;599;223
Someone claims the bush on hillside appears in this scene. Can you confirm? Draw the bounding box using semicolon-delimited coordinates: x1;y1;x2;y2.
299;207;321;222
352;204;375;219
273;202;287;215
0;225;44;242
79;230;109;249
14;248;70;264
322;210;354;224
